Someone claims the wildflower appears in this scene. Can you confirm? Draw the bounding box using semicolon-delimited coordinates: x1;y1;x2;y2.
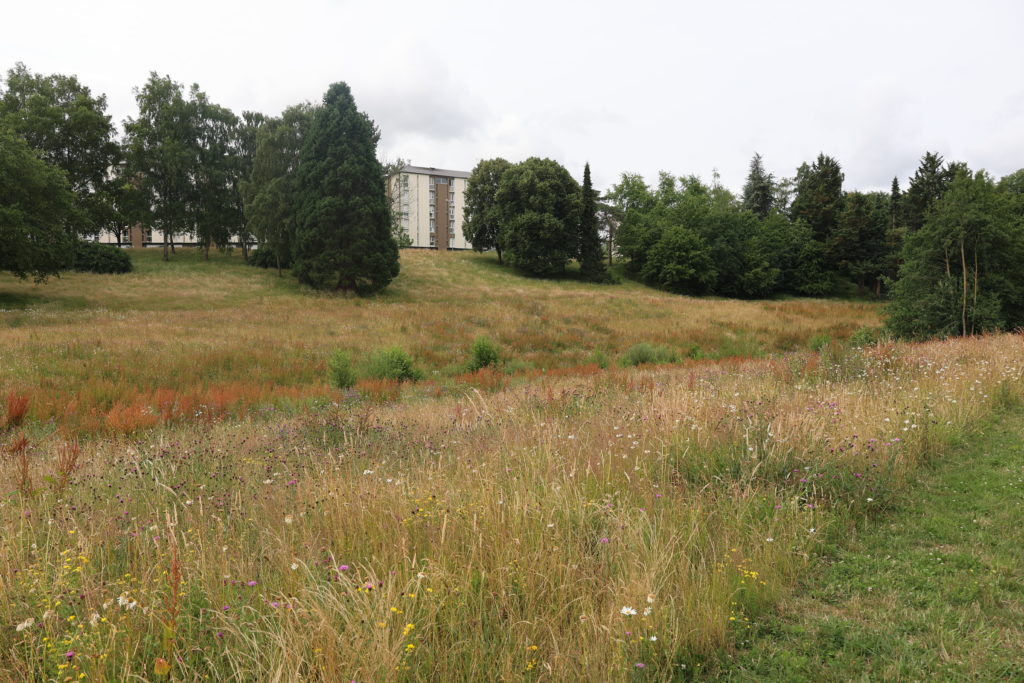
16;618;34;632
284;515;294;525
646;593;655;604
620;606;637;616
649;636;657;641
642;607;652;616
765;537;775;543
338;565;350;571
64;651;75;660
247;580;257;587
635;662;646;669
600;537;610;544
290;562;299;571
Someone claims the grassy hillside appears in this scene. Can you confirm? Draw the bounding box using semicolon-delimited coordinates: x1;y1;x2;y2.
6;249;1021;681
0;248;880;435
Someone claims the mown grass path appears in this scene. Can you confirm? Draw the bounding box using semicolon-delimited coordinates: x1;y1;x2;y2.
722;410;1024;681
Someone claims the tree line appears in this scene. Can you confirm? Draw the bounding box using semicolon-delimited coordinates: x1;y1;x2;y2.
601;153;1023;338
0;64;398;292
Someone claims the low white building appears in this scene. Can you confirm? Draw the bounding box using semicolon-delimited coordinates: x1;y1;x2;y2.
388;165;472;250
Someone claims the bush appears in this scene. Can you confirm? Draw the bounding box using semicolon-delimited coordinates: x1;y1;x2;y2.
366;346;424;382
467;336;500;371
327;350;357;389
847;326;884;348
589;349;610;370
73;241;133;274
619;343;680;367
249;247;292;269
808;334;831;352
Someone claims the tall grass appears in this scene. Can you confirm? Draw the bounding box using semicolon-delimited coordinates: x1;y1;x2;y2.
0;249;880;435
1;332;1021;681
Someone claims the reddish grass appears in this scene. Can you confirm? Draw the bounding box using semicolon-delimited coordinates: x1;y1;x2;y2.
5;392;29;428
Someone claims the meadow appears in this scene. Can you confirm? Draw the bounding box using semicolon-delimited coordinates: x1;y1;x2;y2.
1;250;1022;681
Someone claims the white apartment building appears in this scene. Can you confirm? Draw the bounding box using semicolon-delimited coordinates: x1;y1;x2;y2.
388;165;472;250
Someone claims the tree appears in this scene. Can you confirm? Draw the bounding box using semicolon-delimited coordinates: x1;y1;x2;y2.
463;157;512;262
902;152;954;232
496;157;580;277
293;82;399;293
741;152;774;218
234;111;269;260
381;156;413;247
0;63;121;236
790;153;844;244
829;191;888;294
577;163;609;282
641;225;716;294
887;169;1024;338
242;104;313;275
190;87;241;259
0;127;76;279
123;74;196;260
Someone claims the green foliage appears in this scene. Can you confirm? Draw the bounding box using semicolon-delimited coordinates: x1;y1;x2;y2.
790;153;844;244
327;349;357;389
577;163;609;282
847;326;884;348
588;349;610;369
902;152;955;232
242;104;313;275
293;83;399;293
829;191;889;294
467;336;500;372
887;169;1024;339
249;247;292;270
72;241;133;274
497;157;581;277
366;346;424;382
464;158;513;262
0;127;76;280
0;63;121;236
619;343;680;367
808;333;831;352
742;152;775;219
641;225;717;294
122;74;198;258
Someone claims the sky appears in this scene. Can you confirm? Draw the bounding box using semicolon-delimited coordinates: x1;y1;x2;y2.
4;0;1023;194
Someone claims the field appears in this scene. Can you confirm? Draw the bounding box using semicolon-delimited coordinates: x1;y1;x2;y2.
1;249;1022;681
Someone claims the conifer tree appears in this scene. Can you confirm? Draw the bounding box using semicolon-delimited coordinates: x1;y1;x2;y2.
790;153;844;244
578;163;609;282
292;83;399;293
903;152;952;232
741;152;774;218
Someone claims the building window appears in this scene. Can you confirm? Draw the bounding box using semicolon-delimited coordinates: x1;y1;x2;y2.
429;233;436;247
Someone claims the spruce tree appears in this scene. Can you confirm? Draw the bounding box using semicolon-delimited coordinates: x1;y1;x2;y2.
903;152;952;232
578;163;609;282
741;152;774;218
293;83;399;293
789;153;844;244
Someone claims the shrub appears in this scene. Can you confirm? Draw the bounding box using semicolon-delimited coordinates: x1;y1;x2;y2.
73;241;133;274
808;334;831;352
589;349;610;370
366;346;424;382
467;336;500;371
848;326;884;348
328;350;357;389
249;247;292;270
619;343;680;367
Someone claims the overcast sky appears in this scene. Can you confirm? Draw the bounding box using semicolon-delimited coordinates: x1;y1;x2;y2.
5;0;1023;193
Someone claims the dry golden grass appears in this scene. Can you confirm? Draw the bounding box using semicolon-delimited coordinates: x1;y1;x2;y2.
1;311;1021;680
0;248;880;435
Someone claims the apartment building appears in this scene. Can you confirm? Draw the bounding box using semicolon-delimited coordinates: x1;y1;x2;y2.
387;165;472;250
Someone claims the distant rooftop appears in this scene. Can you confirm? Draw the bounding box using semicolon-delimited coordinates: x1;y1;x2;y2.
400;165;471;179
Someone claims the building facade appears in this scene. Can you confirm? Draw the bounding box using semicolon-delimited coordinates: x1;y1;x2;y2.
388;165;472;250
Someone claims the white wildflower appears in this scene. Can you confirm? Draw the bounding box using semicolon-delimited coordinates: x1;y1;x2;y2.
16;618;34;632
620;606;637;616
